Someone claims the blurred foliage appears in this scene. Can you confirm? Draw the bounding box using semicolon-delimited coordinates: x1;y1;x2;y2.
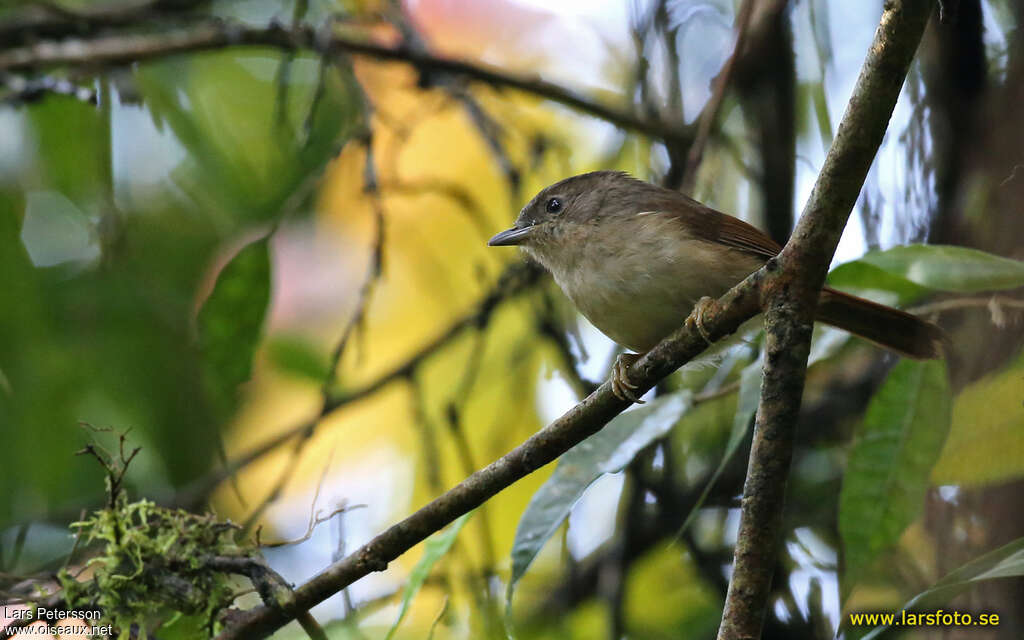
2;1;1024;639
197;237;272;420
385;512;471;640
838;360;952;599
932;350;1024;487
859;536;1024;640
508;392;693;605
0;45;360;525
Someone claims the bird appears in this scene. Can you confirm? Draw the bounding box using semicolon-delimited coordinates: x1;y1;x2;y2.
488;171;945;402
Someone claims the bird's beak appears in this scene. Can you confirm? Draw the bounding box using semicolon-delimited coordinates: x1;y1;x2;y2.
487;225;534;246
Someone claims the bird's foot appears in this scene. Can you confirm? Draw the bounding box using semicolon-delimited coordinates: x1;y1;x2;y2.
611;353;645;404
686;296;716;345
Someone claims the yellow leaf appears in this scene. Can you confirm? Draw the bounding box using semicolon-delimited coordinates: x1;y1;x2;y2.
931;350;1024;487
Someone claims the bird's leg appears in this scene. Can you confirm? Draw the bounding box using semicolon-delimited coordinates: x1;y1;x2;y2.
686;296;716;345
611;352;645;404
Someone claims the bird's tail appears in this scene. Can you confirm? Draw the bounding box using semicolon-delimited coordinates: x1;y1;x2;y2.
816;287;947;360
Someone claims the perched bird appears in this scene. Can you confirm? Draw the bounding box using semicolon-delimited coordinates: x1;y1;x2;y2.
488;171;945;401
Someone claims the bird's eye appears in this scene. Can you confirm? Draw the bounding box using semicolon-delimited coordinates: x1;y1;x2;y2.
545;197;563;214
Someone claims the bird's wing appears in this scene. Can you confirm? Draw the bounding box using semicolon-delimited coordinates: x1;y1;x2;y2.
707;210;783;259
645;196;783;260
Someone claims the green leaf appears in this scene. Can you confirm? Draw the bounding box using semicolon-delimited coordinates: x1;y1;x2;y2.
155;613;211;640
931;348;1024;487
26;97;108;209
857;245;1024;293
197;237;271;416
860;536;1024;640
826;261;930;307
506;392;692;606
385;513;471;640
677;360;761;536
135;51;360;223
266;333;330;383
838;360;952;597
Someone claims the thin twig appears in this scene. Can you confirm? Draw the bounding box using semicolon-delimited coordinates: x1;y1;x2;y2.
239;133;385;532
172;263;543;510
443;405;498;574
426;596;449;640
332;131;386;369
219;136;355;523
452;88;521;194
681;0;755;193
408;376;445;492
0;72;96;105
377;178;492;241
383;5;521;195
535;290;601;397
0;20;694;148
0;0;211;44
909;295;1024;317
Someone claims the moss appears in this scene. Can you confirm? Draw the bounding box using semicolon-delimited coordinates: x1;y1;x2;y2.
58;493;253;639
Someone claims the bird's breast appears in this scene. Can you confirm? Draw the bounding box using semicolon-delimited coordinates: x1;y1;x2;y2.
546;216;761;352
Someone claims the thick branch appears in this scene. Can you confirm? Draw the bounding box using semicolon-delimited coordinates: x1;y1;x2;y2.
0;20;693;147
716;2;935;639
0;0;211;44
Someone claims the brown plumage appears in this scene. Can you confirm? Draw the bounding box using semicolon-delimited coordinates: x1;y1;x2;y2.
489;171;945;362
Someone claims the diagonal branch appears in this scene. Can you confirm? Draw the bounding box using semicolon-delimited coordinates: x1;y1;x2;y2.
0;20;694;148
716;2;935;639
216;238;768;639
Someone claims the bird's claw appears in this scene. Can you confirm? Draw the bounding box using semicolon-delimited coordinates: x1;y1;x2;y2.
611;353;645;404
686;296;716;345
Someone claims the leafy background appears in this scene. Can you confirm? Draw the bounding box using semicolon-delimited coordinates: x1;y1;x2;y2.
1;0;1023;639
